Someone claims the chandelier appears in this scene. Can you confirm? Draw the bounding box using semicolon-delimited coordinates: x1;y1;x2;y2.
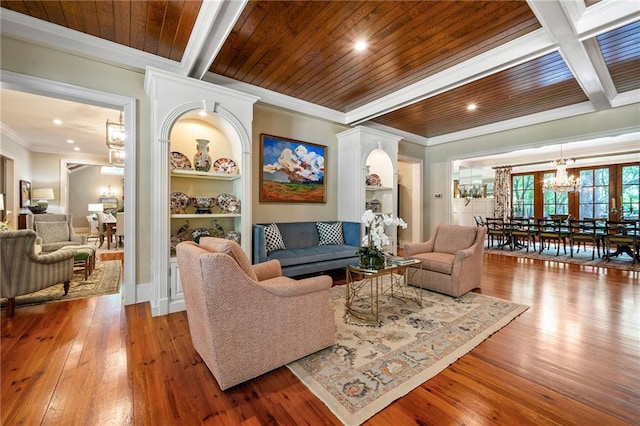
543;147;580;193
106;111;125;164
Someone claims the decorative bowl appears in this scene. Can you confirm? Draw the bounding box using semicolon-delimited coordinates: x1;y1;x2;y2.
190;196;216;214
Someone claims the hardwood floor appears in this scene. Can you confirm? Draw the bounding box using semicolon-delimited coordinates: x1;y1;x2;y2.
1;254;638;425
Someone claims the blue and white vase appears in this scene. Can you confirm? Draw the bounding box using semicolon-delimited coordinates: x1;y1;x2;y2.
193;139;212;172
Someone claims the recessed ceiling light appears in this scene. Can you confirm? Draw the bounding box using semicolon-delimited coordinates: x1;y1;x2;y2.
53;118;63;125
355;40;368;51
198;110;207;117
467;103;477;111
73;147;80;151
66;139;74;144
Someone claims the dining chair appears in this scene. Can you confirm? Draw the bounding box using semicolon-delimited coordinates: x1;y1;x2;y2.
604;220;639;264
484;217;508;249
568;218;606;260
537;218;571;255
509;217;538;252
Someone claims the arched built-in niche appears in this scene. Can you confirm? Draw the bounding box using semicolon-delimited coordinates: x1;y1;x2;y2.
145;68;258;316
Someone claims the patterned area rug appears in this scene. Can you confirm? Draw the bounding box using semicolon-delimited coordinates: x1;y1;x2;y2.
287;278;529;426
0;260;122;309
485;244;639;271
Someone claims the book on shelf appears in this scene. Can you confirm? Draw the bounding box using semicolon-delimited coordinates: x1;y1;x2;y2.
385;255;415;265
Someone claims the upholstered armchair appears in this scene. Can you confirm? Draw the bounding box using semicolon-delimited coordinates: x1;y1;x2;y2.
0;230;75;317
176;237;336;390
404;224;487;297
27;213;87;252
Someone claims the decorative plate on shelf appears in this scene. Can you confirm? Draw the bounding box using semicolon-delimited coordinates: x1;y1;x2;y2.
213;158;238;174
170;151;192;170
191;228;211;244
366;173;382;187
216;193;240;214
170;192;191;214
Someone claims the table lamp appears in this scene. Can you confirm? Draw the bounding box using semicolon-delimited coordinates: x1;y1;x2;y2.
88;203;104;219
32;188;55;212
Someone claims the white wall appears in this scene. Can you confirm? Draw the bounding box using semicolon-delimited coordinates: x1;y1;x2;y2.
0;130;32;227
68;165;124;229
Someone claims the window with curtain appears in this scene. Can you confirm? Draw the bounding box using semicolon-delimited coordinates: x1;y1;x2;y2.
511;174;534;218
621;165;639;219
579;168;609;219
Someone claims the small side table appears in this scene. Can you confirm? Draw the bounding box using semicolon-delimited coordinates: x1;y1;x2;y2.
345;259;422;324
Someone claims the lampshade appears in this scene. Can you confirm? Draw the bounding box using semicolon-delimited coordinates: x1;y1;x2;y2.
88;203;104;212
32;188;55;213
32;188;55;200
0;195;4;211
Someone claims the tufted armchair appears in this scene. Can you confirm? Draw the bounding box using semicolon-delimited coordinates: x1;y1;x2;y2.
27;213;87;252
404;224;487;297
1;230;76;317
176;237;336;390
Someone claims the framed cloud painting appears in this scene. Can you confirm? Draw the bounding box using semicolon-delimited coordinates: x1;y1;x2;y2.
259;134;326;203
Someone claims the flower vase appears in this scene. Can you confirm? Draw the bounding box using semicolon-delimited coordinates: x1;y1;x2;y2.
359;252;385;269
193;139;212;172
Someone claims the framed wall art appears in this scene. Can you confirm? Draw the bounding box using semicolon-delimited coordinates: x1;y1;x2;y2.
19;180;31;208
259;134;326;203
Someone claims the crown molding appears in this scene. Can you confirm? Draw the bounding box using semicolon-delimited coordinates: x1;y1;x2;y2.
202;73;346;124
0;122;31;150
427;102;596;146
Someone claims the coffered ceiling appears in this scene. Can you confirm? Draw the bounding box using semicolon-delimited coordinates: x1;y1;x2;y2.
1;0;639;148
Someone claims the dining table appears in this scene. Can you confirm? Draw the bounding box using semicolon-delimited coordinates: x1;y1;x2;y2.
104;215;117;250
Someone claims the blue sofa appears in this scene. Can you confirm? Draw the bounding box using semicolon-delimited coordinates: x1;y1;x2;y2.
253;221;361;277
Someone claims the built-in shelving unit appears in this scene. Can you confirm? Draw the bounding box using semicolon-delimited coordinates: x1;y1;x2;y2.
145;67;258;317
337;126;402;254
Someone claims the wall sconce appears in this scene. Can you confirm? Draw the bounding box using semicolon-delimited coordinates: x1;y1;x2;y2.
102;185;116;197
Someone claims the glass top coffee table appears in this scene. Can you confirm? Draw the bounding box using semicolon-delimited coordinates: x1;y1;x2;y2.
345;259;422;324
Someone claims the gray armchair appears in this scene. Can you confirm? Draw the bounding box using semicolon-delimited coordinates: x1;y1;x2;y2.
27;213;87;252
404;224;487;297
176;237;335;390
0;230;76;317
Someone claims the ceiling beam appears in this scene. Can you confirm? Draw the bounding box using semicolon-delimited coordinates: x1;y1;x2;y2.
183;0;249;80
527;0;612;110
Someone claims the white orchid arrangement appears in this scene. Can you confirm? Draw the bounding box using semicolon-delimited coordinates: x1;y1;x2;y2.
357;209;407;258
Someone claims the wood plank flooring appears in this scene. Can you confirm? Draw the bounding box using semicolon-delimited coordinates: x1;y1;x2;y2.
1;254;638;425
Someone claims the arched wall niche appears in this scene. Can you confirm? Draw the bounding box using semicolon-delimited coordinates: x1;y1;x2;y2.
159;102;251;158
144;67;258;316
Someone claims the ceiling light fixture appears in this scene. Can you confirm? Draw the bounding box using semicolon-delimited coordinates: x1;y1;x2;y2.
198;110;207;117
467;103;477;111
106;111;125;164
543;146;580;193
53;118;63;125
355;40;368;51
67;139;74;144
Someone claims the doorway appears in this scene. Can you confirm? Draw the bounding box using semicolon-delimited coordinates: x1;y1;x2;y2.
0;70;137;305
398;155;423;245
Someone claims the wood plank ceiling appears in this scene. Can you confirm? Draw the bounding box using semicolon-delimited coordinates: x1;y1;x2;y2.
1;0;638;141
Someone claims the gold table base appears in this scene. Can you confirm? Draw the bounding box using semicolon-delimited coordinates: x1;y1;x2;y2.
345;260;422;324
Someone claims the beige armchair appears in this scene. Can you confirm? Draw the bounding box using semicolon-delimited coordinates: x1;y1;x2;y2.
27;213;87;253
1;230;75;317
176;237;336;390
404;224;487;297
